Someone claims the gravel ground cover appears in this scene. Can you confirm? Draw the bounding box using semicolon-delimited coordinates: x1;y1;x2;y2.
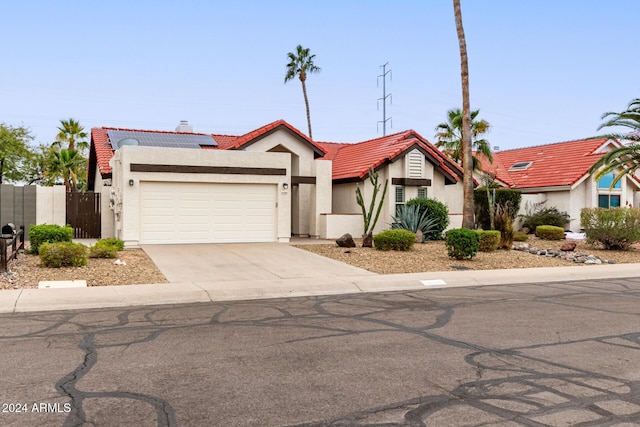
2;237;639;290
1;249;168;290
293;238;640;275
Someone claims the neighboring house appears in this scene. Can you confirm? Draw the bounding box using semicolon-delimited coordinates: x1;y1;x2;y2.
476;138;640;231
88;120;464;246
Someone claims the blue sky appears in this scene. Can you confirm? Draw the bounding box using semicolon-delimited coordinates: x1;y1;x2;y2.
2;1;638;151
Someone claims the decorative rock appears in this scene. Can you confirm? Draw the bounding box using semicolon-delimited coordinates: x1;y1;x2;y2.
415;230;423;243
336;233;356;248
560;242;577;251
362;232;373;248
512;242;609;265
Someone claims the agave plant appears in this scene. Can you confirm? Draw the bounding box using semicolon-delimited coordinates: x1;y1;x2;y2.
391;204;439;242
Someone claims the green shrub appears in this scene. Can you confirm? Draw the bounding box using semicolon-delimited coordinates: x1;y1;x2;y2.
513;231;529;242
39;242;88;268
373;229;416;251
391;204;438;242
405;197;449;240
519;201;570;230
28;224;73;254
581;207;640;250
535;225;565;240
474;188;522;230
89;240;119;258
476;230;500;252
445;228;480;260
99;238;125;251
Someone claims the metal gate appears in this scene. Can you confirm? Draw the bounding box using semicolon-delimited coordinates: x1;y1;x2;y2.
66;192;101;238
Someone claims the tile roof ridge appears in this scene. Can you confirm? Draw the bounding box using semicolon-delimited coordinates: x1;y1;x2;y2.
210;132;240;139
495;136;610;153
315;140;351;146
360;129;411;143
316;130;415;146
97;126;213;137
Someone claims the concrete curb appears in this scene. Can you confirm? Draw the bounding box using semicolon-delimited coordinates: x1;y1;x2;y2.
1;263;638;314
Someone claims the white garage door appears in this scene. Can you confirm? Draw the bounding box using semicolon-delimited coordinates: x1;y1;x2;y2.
140;182;277;244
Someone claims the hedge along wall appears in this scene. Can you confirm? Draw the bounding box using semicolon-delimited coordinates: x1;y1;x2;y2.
474;187;522;230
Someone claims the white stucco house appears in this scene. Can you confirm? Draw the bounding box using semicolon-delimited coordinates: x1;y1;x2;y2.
88;120;464;246
476;137;640;232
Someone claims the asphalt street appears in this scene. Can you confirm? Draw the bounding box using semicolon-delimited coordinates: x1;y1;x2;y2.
1;277;640;426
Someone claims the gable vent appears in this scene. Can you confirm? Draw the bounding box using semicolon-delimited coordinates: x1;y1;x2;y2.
407;149;424;178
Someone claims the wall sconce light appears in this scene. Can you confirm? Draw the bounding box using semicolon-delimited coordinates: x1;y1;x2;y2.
129;179;134;187
283;182;289;190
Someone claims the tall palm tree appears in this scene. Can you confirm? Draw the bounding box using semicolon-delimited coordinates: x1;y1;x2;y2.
589;98;640;186
46;148;86;192
435;108;492;171
284;45;321;140
453;0;475;229
55;118;88;153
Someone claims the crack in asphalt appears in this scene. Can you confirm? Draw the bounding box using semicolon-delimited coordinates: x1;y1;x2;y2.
53;332;177;427
1;277;640;425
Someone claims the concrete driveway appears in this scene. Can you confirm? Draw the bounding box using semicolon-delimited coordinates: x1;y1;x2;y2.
141;242;375;284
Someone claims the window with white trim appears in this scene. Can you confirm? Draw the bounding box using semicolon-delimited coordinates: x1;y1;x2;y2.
417;187;427;198
395;186;405;215
596;172;622;208
597;173;622;189
598;194;621;208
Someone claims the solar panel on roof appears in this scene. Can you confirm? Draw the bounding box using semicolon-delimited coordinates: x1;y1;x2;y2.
107;130;218;150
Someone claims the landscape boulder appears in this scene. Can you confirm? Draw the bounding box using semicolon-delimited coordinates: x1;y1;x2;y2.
560;242;577;252
336;233;356;248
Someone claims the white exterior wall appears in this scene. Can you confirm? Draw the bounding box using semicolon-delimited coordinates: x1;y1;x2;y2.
35;186;65;226
100;186;114;238
430;173;464;230
332;182;359;214
320;214;363;239
309;160;332;238
516;173;640;233
110;146;291;247
330;155;464;235
330;177;391;237
93;171;115;238
243;131;317;237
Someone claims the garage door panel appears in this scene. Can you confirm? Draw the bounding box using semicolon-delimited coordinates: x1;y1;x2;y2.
140;182;276;244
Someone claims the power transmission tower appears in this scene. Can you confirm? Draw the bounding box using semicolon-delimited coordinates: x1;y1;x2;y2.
377;62;392;135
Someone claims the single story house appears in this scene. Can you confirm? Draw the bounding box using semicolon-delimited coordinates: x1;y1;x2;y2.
88;120;464;246
476;137;640;231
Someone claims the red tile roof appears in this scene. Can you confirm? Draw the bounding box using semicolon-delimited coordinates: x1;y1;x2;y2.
209;133;240;149
88;122;462;188
479;138;614;189
316;131;463;182
90;127;114;175
225;120;325;155
90;121;326;180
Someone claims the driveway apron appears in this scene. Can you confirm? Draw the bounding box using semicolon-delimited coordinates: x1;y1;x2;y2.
141;243;375;283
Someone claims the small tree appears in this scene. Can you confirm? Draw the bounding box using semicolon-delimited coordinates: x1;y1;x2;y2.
356;169;388;247
0;123;34;184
